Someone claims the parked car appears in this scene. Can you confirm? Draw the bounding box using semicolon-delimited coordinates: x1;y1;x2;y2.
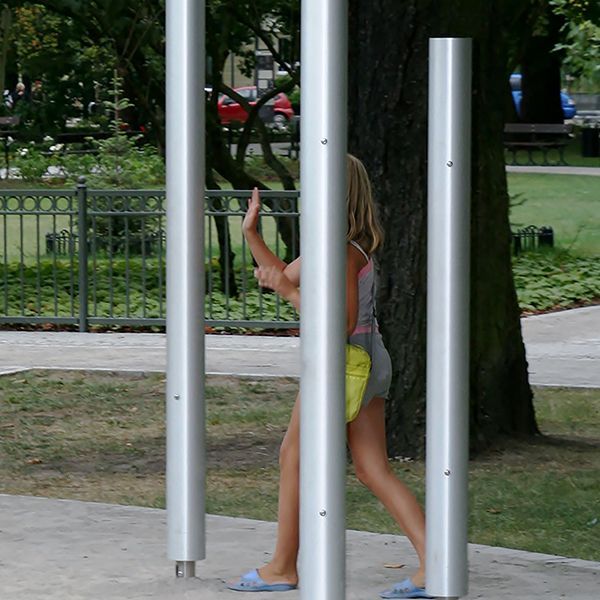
217;86;294;127
510;73;577;120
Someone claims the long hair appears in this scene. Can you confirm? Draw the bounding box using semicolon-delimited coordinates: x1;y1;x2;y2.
346;154;384;255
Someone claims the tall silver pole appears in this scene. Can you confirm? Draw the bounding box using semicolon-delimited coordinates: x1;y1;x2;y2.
299;0;347;598
166;0;205;578
426;37;472;600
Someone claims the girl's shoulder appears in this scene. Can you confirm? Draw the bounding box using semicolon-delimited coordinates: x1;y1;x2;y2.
348;240;370;271
348;240;370;261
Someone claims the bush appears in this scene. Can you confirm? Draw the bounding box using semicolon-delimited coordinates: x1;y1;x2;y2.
513;250;600;313
11;134;165;188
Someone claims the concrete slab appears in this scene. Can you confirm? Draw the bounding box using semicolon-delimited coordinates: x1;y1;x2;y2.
1;306;599;387
522;306;600;387
1;494;598;600
0;331;300;379
506;166;600;176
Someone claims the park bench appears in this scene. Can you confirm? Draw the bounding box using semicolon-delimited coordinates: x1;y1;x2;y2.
54;131;123;155
504;123;573;166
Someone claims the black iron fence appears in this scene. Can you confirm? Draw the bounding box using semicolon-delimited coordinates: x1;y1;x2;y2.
512;225;554;255
0;181;300;330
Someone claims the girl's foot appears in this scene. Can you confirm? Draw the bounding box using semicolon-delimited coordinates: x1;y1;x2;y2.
379;577;433;599
227;569;297;592
257;563;298;587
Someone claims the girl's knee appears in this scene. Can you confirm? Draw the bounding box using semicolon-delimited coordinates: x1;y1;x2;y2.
353;459;392;489
279;434;299;469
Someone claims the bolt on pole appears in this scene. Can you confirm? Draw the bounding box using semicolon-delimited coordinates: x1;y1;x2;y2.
166;0;206;578
425;37;472;599
299;0;348;598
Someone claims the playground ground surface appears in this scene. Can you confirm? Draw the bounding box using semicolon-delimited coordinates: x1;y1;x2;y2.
0;306;599;599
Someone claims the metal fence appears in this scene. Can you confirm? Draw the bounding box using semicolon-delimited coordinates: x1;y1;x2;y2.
512;225;554;256
0;181;300;330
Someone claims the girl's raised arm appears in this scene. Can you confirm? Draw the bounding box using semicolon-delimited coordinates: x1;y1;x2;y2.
283;257;301;286
243;187;287;271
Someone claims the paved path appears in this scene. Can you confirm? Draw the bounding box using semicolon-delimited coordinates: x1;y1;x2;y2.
521;306;600;387
506;165;600;176
1;495;598;600
0;331;300;379
1;306;599;387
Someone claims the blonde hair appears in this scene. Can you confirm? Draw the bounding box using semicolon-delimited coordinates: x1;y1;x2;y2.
346;154;384;255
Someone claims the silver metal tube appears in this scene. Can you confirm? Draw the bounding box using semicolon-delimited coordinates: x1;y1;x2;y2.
425;38;472;599
299;0;348;599
166;0;206;571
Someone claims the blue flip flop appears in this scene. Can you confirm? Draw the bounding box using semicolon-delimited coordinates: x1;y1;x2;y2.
379;577;434;599
227;569;297;592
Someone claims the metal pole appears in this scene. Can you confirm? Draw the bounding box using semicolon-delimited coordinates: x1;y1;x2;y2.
166;0;205;577
299;0;347;599
426;38;472;599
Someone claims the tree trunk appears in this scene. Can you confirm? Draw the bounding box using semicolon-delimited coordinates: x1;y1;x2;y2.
348;0;538;458
520;8;565;124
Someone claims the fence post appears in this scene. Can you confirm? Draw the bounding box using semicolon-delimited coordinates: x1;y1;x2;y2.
77;176;88;333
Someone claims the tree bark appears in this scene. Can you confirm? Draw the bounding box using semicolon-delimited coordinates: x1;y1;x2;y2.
348;0;538;457
520;7;565;124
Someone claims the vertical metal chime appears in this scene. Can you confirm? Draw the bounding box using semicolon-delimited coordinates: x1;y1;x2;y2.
426;37;472;600
299;0;348;598
165;0;206;579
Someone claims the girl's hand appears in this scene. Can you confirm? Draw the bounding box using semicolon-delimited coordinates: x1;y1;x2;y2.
242;187;261;236
254;265;299;308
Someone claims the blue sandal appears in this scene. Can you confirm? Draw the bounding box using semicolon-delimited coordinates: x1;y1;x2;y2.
227;569;298;592
380;577;434;599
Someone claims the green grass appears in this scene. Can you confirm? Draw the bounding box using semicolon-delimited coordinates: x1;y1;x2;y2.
508;173;600;255
0;371;598;561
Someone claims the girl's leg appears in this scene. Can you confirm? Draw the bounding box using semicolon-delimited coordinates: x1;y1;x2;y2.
256;392;301;585
347;397;426;587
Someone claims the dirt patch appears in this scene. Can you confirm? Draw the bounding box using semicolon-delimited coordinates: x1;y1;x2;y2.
0;370;295;489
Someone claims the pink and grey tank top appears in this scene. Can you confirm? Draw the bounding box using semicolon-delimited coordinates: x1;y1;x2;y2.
349;240;378;336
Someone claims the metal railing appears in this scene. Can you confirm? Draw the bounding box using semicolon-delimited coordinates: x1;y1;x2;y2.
512;225;554;255
0;181;300;330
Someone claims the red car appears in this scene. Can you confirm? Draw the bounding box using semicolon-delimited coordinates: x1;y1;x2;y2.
217;86;294;127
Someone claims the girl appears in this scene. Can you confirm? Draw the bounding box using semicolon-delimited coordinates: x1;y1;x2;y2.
228;155;430;599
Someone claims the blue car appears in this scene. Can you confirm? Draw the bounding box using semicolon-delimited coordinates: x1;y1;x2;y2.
510;73;576;120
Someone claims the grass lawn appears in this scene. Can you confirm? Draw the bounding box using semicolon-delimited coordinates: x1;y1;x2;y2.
508;173;600;255
0;370;598;561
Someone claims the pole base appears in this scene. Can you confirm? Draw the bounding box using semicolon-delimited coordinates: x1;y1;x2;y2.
175;561;196;578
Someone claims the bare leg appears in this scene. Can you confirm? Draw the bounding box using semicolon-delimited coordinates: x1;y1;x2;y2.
256;393;301;585
347;397;426;587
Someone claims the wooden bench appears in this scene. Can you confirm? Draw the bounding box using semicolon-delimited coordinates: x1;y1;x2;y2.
504;123;573;166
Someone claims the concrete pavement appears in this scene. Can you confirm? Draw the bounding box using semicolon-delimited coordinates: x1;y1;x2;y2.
521;305;600;387
1;305;599;387
506;165;600;176
1;495;598;600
